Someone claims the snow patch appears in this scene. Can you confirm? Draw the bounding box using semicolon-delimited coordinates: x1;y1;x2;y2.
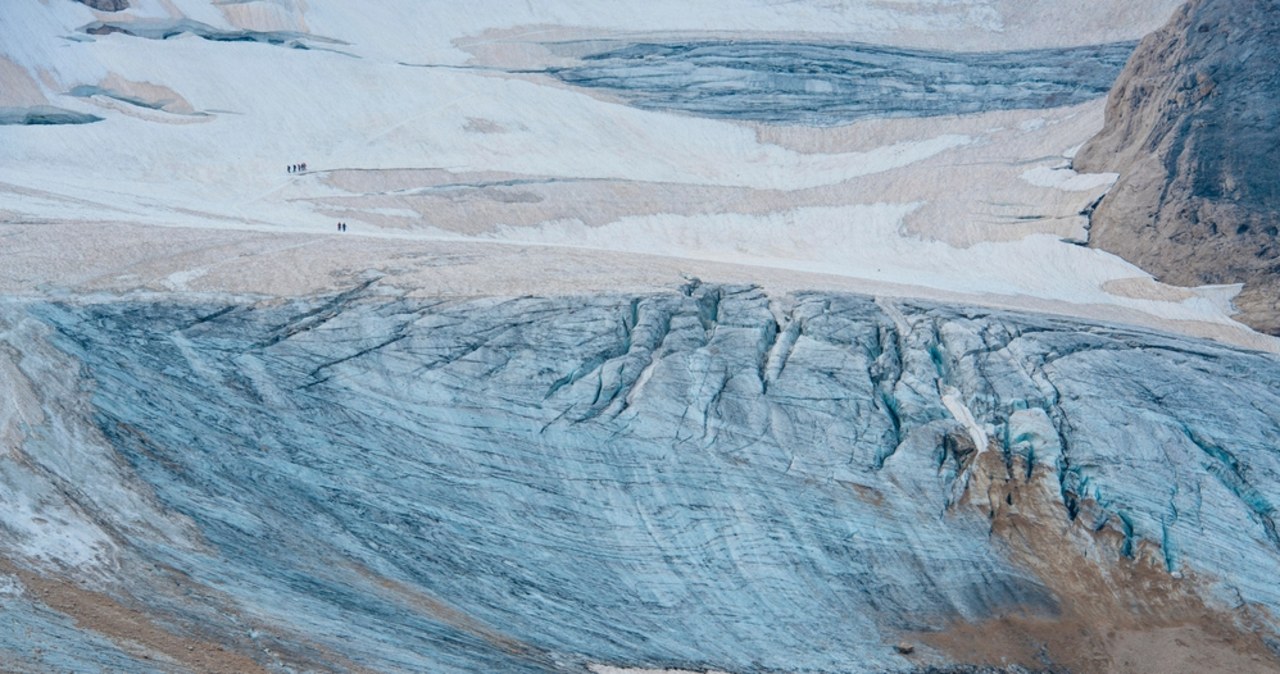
0;481;116;570
939;382;989;454
0;576;23;597
163;267;208;291
1021;165;1117;191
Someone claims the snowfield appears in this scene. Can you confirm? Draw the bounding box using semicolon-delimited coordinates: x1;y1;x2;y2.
4;0;1261;349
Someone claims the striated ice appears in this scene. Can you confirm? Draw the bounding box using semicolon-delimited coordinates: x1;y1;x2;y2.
1;283;1276;671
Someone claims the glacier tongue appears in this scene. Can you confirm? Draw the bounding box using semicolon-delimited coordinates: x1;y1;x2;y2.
3;283;1280;672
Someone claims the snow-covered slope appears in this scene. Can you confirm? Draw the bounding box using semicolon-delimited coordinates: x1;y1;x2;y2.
6;0;1262;345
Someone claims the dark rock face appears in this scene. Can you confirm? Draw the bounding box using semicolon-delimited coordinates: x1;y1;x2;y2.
74;0;130;11
1075;0;1280;334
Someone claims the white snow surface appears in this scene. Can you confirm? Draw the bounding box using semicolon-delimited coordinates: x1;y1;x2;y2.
3;0;1263;350
939;383;991;454
1020;165;1119;191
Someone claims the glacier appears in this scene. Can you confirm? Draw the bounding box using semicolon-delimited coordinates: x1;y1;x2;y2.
3;0;1279;671
550;40;1136;125
2;283;1278;672
3;0;1246;349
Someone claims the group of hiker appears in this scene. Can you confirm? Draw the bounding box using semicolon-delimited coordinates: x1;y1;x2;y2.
282;161;350;232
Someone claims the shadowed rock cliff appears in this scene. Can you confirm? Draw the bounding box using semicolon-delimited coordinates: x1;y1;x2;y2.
1075;0;1280;334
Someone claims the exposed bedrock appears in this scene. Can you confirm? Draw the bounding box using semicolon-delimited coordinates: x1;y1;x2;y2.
1075;0;1280;334
2;284;1280;672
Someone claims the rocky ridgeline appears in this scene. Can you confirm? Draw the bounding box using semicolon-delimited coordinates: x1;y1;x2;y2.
1075;0;1280;333
2;283;1278;672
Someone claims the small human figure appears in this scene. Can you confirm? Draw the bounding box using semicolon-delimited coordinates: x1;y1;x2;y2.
301;162;307;172
337;222;342;232
288;165;293;173
341;222;347;232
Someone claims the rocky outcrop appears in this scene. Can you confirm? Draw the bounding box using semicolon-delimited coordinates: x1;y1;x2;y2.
74;0;130;11
1074;0;1280;334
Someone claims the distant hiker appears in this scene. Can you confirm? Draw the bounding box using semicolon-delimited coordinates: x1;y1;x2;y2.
337;222;342;232
301;162;307;172
341;222;347;232
287;165;293;173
